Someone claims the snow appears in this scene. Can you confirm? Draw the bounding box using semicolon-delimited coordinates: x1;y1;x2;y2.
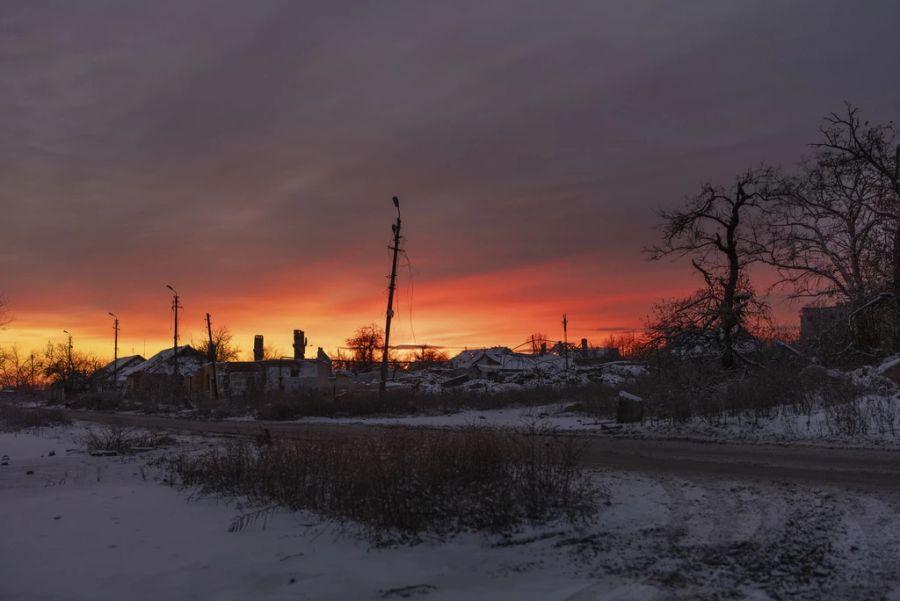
2;425;900;600
286;397;900;449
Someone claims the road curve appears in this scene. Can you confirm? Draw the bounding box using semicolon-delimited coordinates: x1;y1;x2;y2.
68;410;900;493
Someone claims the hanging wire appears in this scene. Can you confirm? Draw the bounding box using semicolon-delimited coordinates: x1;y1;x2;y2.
401;248;417;345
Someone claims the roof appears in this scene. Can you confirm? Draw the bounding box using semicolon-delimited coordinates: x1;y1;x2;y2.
121;346;207;377
450;347;566;373
98;355;145;376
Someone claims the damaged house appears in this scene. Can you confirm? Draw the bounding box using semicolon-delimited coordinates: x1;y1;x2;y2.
193;330;332;401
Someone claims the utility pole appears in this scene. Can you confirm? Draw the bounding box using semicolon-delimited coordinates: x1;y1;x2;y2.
63;330;73;393
108;312;119;390
166;285;181;376
205;313;219;401
380;196;402;395
29;353;35;391
562;313;569;372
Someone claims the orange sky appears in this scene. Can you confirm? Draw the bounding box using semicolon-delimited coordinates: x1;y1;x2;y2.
1;249;799;363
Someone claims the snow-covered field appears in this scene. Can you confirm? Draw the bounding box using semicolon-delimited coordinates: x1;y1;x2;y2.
2;425;900;600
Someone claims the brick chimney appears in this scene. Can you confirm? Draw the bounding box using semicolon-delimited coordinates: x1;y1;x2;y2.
293;329;307;360
253;335;264;361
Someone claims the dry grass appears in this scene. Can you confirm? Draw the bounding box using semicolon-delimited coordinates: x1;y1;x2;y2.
83;424;176;455
0;403;71;431
157;427;599;541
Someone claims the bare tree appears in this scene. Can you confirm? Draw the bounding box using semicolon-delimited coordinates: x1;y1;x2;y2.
43;341;102;394
261;344;282;360
345;324;384;371
764;151;889;306
195;325;241;362
814;105;900;294
0;295;11;329
648;168;779;368
410;346;449;369
0;345;27;389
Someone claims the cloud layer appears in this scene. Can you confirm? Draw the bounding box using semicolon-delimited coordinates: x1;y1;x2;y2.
2;1;899;357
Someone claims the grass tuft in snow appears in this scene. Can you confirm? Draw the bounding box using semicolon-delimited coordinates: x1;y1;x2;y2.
83;425;177;455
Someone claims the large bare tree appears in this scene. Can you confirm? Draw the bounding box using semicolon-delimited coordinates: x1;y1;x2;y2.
195;325;242;362
648;168;779;369
764;151;889;306
814;105;900;295
0;295;11;329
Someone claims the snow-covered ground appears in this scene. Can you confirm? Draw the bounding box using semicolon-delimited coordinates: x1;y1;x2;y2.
2;425;900;600
282;398;900;450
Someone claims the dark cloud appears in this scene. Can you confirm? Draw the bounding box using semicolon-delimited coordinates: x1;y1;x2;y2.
1;0;899;347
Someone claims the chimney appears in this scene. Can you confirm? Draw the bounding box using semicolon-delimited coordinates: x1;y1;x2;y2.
581;338;588;353
540;342;547;355
253;335;264;361
293;329;307;360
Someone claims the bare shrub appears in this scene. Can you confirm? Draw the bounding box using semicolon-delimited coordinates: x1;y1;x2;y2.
68;391;122;411
0;404;71;431
631;359;825;425
158;427;598;541
820;384;898;437
83;425;176;454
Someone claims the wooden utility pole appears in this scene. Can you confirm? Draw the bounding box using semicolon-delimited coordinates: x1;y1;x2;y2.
62;330;73;393
109;312;119;390
562;313;569;372
206;313;219;401
167;285;181;376
380;196;402;395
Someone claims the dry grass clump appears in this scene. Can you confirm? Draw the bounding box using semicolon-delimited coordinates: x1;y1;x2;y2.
159;427;598;540
83;424;176;455
0;403;71;431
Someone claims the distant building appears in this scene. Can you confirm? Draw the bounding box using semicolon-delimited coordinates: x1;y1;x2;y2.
193;332;332;401
121;346;208;394
95;355;145;390
450;347;566;377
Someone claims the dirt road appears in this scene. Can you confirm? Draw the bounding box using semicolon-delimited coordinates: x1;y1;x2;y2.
69;410;900;493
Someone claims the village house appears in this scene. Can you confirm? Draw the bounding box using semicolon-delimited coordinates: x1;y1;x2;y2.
95;355;145;390
120;346;208;395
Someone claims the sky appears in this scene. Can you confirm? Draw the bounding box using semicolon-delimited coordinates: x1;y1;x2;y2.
2;0;900;361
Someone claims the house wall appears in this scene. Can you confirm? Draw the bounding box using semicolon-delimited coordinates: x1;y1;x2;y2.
193;356;333;402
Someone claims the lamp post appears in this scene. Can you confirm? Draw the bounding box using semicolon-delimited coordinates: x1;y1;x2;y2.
108;312;119;389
